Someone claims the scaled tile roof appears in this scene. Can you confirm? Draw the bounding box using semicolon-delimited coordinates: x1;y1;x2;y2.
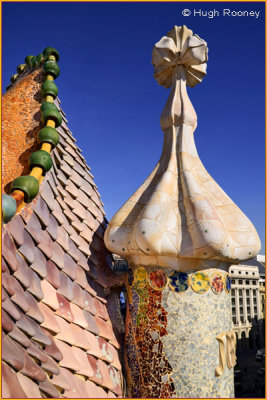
2;57;125;398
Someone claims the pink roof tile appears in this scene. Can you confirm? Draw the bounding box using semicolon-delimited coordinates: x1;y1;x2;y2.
17;372;42;398
41;280;60;310
54;339;80;371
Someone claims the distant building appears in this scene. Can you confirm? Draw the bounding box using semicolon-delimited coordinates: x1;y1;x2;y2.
230;255;265;350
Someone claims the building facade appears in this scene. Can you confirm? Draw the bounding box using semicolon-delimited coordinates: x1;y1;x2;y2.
230;256;265;350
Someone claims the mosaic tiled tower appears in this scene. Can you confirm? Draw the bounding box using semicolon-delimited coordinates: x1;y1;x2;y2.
104;26;261;398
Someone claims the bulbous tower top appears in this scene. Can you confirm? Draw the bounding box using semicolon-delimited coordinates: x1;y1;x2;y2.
104;25;261;272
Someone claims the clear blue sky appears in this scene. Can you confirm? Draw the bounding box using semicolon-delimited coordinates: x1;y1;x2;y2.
2;2;265;253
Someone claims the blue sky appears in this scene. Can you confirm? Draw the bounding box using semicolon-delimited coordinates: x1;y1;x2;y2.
2;2;265;253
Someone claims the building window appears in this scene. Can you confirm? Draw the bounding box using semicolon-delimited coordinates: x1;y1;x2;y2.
238;280;243;284
252;280;256;285
246;280;249;285
240;316;244;323
232;298;236;305
246;272;248;275
239;271;241;274
239;289;242;296
246;289;250;295
233;317;237;324
232;279;235;284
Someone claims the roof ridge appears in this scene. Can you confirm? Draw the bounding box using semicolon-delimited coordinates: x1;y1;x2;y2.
3;47;61;223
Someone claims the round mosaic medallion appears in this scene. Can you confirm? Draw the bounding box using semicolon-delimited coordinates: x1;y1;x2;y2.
190;271;210;294
211;272;224;295
149;268;168;290
224;274;231;294
168;271;189;292
128;268;134;286
134;267;148;289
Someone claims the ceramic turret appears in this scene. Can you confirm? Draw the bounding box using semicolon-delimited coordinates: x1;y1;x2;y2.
105;25;261;398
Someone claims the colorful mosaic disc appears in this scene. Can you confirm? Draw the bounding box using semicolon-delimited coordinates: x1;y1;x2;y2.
190;271;210;294
224;274;231;293
149;268;168;290
211;272;224;295
134;267;148;289
168;271;189;292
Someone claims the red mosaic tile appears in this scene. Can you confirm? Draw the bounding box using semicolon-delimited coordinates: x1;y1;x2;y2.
75;264;89;289
57;225;70;251
55;315;76;345
69;323;91;351
15;312;36;337
72;282;86;308
65;180;79;197
20;351;47;382
97;337;114;363
56;292;74;322
2;309;14;333
14;252;31;288
25;211;44;243
25;316;51;346
95;316;119;347
54;338;80;371
8;324;32;348
47;366;71;392
27;270;44;301
98;359;115;391
83;310;100;335
34;196;51;226
94;297;110;321
58;271;74;301
46;212;59;240
2;231;18;271
38;230;53;258
84;290;97;315
17;372;42;398
108;365;122;396
71;346;94;378
39;378;60;398
31;247;47;278
23;291;44;323
2;256;8;272
85;380;108;398
19;230;36;263
42;329;63;362
41;182;56;211
6;215;25;246
39;302;61;334
2;334;25;371
2;293;22;321
41;279;60;310
2;362;27;398
87;354;103;385
51;240;65;269
46;259;61;289
63;253;77;280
